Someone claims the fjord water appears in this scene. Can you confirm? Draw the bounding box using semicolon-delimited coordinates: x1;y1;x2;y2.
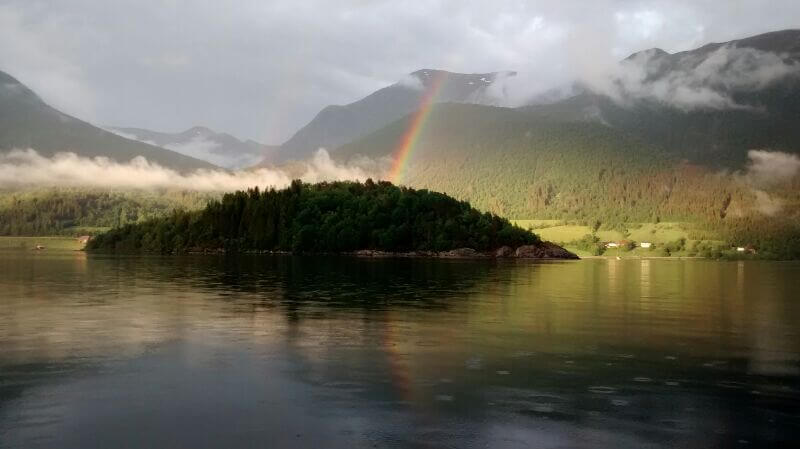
1;252;798;448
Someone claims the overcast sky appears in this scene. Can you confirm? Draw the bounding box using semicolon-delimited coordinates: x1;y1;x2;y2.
1;0;797;143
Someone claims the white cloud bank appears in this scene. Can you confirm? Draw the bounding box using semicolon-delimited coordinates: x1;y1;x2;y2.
738;150;800;216
586;45;800;110
746;149;800;185
108;129;263;170
0;149;385;191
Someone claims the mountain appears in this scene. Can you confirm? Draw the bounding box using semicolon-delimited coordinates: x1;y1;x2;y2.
337;100;800;257
110;126;277;169
0;70;216;171
272;69;515;162
336;102;677;221
274;30;800;169
329;31;800;224
522;29;800;166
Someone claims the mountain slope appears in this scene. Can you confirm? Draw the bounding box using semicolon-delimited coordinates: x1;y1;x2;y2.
328;30;800;258
273;69;514;162
337;102;682;221
111;126;277;169
337;102;798;238
522;29;800;166
0;70;216;171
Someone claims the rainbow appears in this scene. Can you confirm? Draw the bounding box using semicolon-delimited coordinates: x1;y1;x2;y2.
387;71;447;184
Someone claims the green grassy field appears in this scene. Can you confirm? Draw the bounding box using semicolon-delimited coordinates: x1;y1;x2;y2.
0;236;86;251
514;220;692;244
512;221;625;244
626;222;690;243
512;219;563;229
513;219;729;258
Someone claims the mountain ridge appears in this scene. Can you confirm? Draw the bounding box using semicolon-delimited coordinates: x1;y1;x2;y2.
0;70;217;171
519;29;800;165
110;125;277;169
269;29;800;167
271;69;514;162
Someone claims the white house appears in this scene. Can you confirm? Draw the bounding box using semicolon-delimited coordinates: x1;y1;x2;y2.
736;247;746;252
606;242;619;248
640;242;652;249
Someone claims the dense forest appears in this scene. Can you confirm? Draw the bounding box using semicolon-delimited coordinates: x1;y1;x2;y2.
87;180;539;254
0;188;215;235
337;103;800;259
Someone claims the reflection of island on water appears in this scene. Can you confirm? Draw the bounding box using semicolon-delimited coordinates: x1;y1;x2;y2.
3;256;800;369
2;255;800;447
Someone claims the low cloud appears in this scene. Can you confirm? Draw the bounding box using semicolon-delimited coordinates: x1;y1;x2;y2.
585;45;800;110
752;189;783;216
396;73;424;91
734;150;800;216
746;149;800;185
162;136;242;169
108;130;263;170
294;148;388;183
0;149;384;191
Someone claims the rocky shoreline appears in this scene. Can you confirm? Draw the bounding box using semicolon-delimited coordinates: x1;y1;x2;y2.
181;241;579;260
349;242;578;259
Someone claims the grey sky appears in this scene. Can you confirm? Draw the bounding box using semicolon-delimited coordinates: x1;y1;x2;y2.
1;0;797;143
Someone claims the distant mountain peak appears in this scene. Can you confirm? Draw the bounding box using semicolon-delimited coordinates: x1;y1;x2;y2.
184;125;214;135
624;47;669;62
407;69;516;87
110;125;277;169
273;68;516;162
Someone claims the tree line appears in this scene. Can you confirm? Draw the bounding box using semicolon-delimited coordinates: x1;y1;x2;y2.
87;180;539;253
0;188;215;236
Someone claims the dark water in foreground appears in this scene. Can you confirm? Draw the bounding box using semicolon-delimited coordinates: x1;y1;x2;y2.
0;252;799;448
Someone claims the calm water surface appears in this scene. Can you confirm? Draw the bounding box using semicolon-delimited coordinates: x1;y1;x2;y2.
1;251;799;448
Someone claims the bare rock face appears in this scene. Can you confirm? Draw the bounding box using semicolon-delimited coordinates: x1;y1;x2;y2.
495;246;514;258
515;242;579;259
439;248;482;258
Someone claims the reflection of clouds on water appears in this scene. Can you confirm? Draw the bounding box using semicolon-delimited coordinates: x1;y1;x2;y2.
640;259;651;299
607;258;620;295
737;261;745;293
2;256;800;447
748;269;799;376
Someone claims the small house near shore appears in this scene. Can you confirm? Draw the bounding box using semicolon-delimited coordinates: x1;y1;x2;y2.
640;242;652;249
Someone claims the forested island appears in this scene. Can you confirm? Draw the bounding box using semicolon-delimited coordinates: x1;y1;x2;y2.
86;180;576;258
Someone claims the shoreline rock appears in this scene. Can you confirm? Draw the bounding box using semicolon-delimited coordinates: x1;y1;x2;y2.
439;248;486;258
495;246;514;258
322;242;578;260
121;242;579;260
514;242;580;259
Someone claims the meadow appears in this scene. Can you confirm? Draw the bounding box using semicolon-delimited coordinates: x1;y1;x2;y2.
0;236;86;251
512;220;726;258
